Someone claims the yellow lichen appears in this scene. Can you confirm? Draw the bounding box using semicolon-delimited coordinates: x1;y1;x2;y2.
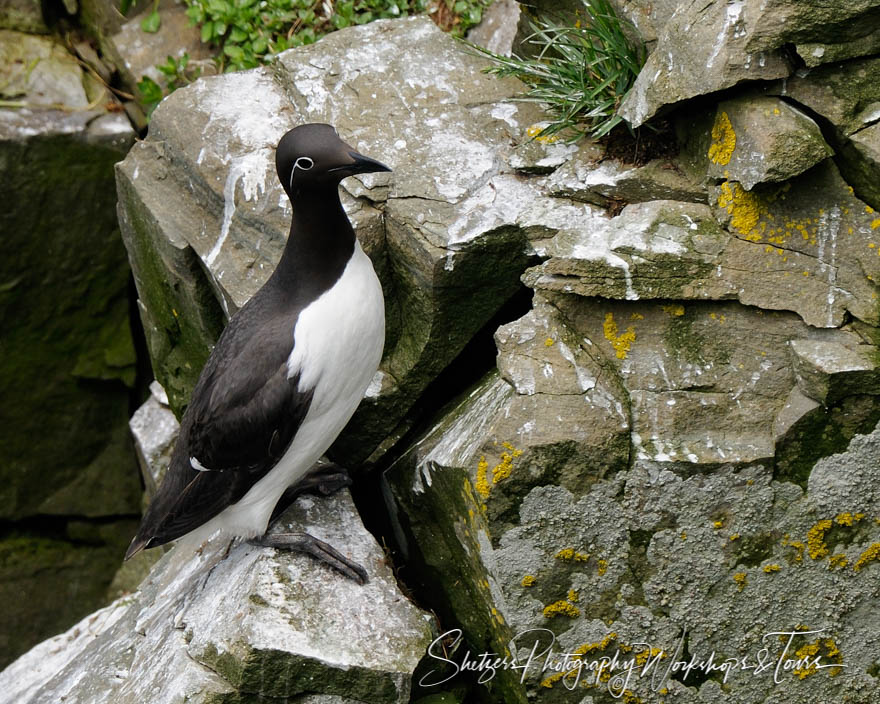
661;304;685;317
853;543;880;572
475;456;490;499
527;124;559;144
794;642;820;679
521;574;536;587
708;111;736;166
834;512;864;526
829;554;849;569
713;520;724;529
555;547;590;561
763;563;781;573
603;312;636;359
544;337;555;347
807;519;833;560
783;535;806;563
717;180;763;240
567;588;579;603
729;533;741;541
597;559;608;576
543;599;581;619
733;572;747;591
492;443;522;484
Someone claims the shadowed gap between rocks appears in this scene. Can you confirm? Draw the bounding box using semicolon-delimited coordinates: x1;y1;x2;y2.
348;282;535;610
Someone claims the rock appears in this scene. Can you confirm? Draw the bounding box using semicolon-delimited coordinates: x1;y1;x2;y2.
789;339;880;405
0;27;140;667
466;0;520;55
129;380;178;497
103;0;216;97
620;0;880;128
765;57;880;211
705;96;833;189
546;152;707;206
534;165;880;329
619;0;791;128
391;374;880;703
0;491;432;704
0;518;139;670
0;30;139;521
0;0;47;34
116;16;592;465
0;30;90;108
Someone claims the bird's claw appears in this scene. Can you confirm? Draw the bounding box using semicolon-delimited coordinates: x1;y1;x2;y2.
250;531;368;584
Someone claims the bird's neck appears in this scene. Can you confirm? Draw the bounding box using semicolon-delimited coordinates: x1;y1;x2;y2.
273;186;356;302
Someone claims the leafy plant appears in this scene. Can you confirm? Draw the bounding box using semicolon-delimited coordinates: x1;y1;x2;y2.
472;0;646;140
137;53;202;115
184;0;435;73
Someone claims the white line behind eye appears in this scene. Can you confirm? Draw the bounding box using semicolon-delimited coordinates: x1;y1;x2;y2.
289;156;314;190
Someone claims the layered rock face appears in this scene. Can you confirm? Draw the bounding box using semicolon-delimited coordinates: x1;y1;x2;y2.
0;23;140;667
6;4;880;702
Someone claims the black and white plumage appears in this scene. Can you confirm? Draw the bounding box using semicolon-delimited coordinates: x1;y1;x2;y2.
125;124;389;582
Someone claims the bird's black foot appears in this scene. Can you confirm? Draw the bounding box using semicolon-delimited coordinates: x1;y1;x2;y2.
288;462;353;498
250;531;368;584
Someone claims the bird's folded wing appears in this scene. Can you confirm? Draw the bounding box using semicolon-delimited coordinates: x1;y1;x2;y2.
134;327;314;548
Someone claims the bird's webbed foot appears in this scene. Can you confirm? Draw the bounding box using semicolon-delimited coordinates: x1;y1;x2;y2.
250;531;368;584
287;461;352;499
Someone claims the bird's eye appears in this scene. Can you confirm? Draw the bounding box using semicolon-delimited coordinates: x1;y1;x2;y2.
289;156;314;190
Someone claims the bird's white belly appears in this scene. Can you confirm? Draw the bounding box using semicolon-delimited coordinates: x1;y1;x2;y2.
191;241;384;542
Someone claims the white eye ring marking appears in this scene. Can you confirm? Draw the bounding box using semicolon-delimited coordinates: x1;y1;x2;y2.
289;156;314;190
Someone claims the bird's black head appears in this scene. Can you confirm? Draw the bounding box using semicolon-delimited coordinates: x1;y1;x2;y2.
275;123;391;198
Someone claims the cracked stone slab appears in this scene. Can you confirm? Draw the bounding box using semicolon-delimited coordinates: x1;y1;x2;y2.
546;152;707;206
620;0;880;128
0;491;431;704
706;96;833;189
789;338;880;405
526;161;880;328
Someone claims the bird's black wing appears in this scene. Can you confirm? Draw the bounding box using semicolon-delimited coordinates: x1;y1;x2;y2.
127;310;314;555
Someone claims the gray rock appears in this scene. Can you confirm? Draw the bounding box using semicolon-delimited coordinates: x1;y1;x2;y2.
621;0;880;128
0;491;432;704
619;0;792;128
531;164;880;329
0;0;47;34
546;154;707;206
0;30;90;108
705;96;833;190
467;0;520;56
104;0;216;97
129;380;178;497
789;338;880;405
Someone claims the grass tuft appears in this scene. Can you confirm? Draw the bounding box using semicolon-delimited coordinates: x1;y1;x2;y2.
472;0;646;140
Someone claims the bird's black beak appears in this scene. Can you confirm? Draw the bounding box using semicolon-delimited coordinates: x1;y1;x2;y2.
330;150;392;176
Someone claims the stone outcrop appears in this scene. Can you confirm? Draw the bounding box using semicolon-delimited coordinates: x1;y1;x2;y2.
0;26;140;668
0;491;432;704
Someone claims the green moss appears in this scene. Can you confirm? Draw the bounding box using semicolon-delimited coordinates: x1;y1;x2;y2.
0;133;140;520
117;164;225;416
663;307;710;365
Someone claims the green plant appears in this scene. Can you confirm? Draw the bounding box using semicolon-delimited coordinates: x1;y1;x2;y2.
472;0;645;140
137;53;202;114
184;0;435;73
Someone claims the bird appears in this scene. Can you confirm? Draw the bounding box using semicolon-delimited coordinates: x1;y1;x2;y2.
124;124;390;584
